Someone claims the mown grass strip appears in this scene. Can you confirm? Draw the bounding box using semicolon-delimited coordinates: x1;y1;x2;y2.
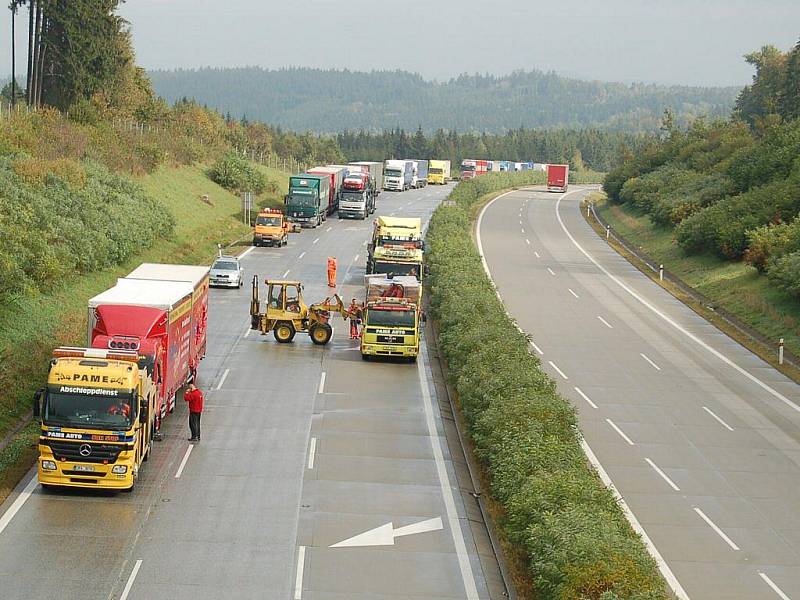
426;174;669;599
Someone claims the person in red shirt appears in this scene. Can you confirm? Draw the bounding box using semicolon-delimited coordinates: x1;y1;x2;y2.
184;383;204;442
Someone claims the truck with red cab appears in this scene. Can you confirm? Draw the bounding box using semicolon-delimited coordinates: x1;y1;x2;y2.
461;159;489;180
546;164;569;192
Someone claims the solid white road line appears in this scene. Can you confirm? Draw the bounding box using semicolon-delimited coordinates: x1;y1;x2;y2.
555;190;800;415
702;406;734;431
547;267;556;276
307;437;317;469
645;458;681;491
574;386;598;409
120;559;143;600
606;418;635;446
238;245;255;259
318;371;326;394
548;360;568;380
640;353;661;371
216;368;230;390
0;476;37;536
694;507;740;550
174;445;194;479
283;269;291;278
534;251;540;258
417;343;480;599
759;572;792;600
294;546;306;600
312;238;319;245
298;251;306;260
597;315;614;329
568;288;579;298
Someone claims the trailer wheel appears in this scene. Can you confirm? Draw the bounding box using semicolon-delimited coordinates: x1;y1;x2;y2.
309;322;333;345
274;321;296;343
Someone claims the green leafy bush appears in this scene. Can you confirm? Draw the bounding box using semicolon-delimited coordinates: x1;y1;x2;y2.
767;250;800;298
427;174;667;599
208;151;268;194
745;219;800;271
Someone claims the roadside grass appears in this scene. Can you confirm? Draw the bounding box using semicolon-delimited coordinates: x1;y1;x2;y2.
0;163;288;503
595;194;800;360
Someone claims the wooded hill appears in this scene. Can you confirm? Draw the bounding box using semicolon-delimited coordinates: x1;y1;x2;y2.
148;67;738;134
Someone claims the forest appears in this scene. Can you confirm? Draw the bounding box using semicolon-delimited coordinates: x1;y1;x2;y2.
604;41;800;298
148;66;738;134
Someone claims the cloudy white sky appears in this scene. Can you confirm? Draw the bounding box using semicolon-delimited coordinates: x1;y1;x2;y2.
4;0;800;86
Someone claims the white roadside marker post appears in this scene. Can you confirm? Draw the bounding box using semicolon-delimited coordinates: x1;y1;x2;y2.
779;338;784;365
659;264;664;282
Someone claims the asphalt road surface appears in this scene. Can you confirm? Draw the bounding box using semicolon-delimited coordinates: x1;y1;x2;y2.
479;186;800;600
0;183;502;600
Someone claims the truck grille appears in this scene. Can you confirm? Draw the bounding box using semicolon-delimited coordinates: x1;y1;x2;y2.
45;440;124;464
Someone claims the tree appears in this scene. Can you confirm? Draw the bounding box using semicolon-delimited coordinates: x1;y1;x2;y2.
734;45;788;125
781;38;800;120
1;79;25;103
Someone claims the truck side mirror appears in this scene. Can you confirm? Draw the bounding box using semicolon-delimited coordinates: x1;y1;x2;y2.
139;395;148;416
421;312;427;323
33;388;44;417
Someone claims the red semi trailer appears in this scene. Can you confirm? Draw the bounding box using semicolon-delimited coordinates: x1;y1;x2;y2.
546;164;569;192
460;159;489;180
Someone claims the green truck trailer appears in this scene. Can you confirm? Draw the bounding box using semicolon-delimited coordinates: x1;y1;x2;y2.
285;175;330;228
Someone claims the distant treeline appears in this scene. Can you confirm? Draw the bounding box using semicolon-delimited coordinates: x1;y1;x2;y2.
148;67;738;134
336;127;653;173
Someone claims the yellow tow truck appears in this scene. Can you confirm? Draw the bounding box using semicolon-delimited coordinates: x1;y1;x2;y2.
249;277;357;344
252;208;299;247
33;347;157;492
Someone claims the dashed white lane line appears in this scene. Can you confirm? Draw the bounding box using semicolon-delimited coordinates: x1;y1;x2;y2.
640;353;661;371
547;267;556;276
645;458;681;491
362;240;367;247
120;559;143;600
318;371;326;394
530;341;544;355
606;418;635;445
694;507;740;550
574;386;598;409
312;238;320;245
216;368;230;390
238;246;255;260
326;226;332;232
534;251;540;258
597;315;614;329
174;445;194;478
568;288;579;298
0;476;37;536
525;238;530;245
759;572;792;600
521;227;525;234
307;437;317;469
283;269;291;278
548;360;568;380
298;251;306;260
702;406;735;431
294;546;306;599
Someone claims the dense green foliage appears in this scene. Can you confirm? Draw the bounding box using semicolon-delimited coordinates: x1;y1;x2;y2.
427;175;667;599
338;126;650;173
148;67;737;134
208;152;268;194
604;39;800;299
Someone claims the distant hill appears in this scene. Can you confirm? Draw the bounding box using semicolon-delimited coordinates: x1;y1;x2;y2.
148;67;739;134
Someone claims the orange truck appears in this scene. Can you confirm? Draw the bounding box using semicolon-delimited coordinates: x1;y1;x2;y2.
253;208;291;247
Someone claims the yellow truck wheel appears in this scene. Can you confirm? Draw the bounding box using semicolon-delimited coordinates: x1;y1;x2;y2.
309;322;333;345
274;321;296;343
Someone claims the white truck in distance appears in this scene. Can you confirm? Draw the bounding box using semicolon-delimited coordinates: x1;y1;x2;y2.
383;160;413;191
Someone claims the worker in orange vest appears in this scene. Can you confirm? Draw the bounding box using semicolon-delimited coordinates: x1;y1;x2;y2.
327;256;337;288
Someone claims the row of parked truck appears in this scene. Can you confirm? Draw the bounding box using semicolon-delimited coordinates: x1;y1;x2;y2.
460;160;570;193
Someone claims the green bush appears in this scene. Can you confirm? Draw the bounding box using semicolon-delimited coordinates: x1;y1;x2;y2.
767;250;800;298
427;174;667;599
745;218;800;271
208;152;268;194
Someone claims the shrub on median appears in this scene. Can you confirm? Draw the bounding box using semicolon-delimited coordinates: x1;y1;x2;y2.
426;174;668;599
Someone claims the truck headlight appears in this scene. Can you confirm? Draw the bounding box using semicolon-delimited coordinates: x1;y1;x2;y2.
112;465;128;474
41;460;57;471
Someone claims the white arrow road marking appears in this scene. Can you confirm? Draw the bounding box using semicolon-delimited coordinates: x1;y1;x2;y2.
330;517;443;548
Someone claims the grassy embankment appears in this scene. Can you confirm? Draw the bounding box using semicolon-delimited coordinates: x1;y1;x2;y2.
0;163;288;502
594;193;800;369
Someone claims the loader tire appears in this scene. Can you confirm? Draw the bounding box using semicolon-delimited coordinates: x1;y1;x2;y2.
309;322;333;345
274;321;296;343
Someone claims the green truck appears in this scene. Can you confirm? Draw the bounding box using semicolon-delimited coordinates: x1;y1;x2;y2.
285;175;330;228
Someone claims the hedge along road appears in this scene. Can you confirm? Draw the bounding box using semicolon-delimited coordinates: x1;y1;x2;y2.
0;184;496;600
478;185;800;600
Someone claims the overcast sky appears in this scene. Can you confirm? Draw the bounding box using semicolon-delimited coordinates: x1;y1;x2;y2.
4;1;799;86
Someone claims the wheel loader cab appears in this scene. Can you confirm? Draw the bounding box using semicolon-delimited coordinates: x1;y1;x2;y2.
266;281;307;319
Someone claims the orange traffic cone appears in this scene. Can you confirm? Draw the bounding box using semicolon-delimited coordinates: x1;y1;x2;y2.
327;256;337;288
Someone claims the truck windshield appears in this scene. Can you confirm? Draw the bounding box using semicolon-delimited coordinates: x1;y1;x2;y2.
429;168;443;174
44;387;136;430
256;216;281;226
374;261;420;277
367;309;415;328
462;165;476;172
384;169;401;177
288;194;318;207
342;191;365;201
378;237;422;249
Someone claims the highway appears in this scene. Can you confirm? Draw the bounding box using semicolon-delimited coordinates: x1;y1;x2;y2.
0;184;502;600
479;186;800;600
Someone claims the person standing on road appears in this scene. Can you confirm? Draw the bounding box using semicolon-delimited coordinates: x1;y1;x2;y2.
348;298;362;339
184;383;204;442
327;256;337;288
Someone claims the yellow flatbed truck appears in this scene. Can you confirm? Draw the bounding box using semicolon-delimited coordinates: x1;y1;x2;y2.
33;347;156;492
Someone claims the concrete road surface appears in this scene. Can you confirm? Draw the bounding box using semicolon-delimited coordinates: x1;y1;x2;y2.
0;183;502;599
479;186;800;600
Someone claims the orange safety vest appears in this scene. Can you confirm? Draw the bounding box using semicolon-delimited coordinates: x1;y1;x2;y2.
327;257;337;287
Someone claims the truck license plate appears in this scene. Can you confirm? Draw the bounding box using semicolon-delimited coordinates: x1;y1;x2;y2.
73;465;95;472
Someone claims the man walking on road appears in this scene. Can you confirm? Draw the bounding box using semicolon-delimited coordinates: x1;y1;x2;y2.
184;383;204;442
